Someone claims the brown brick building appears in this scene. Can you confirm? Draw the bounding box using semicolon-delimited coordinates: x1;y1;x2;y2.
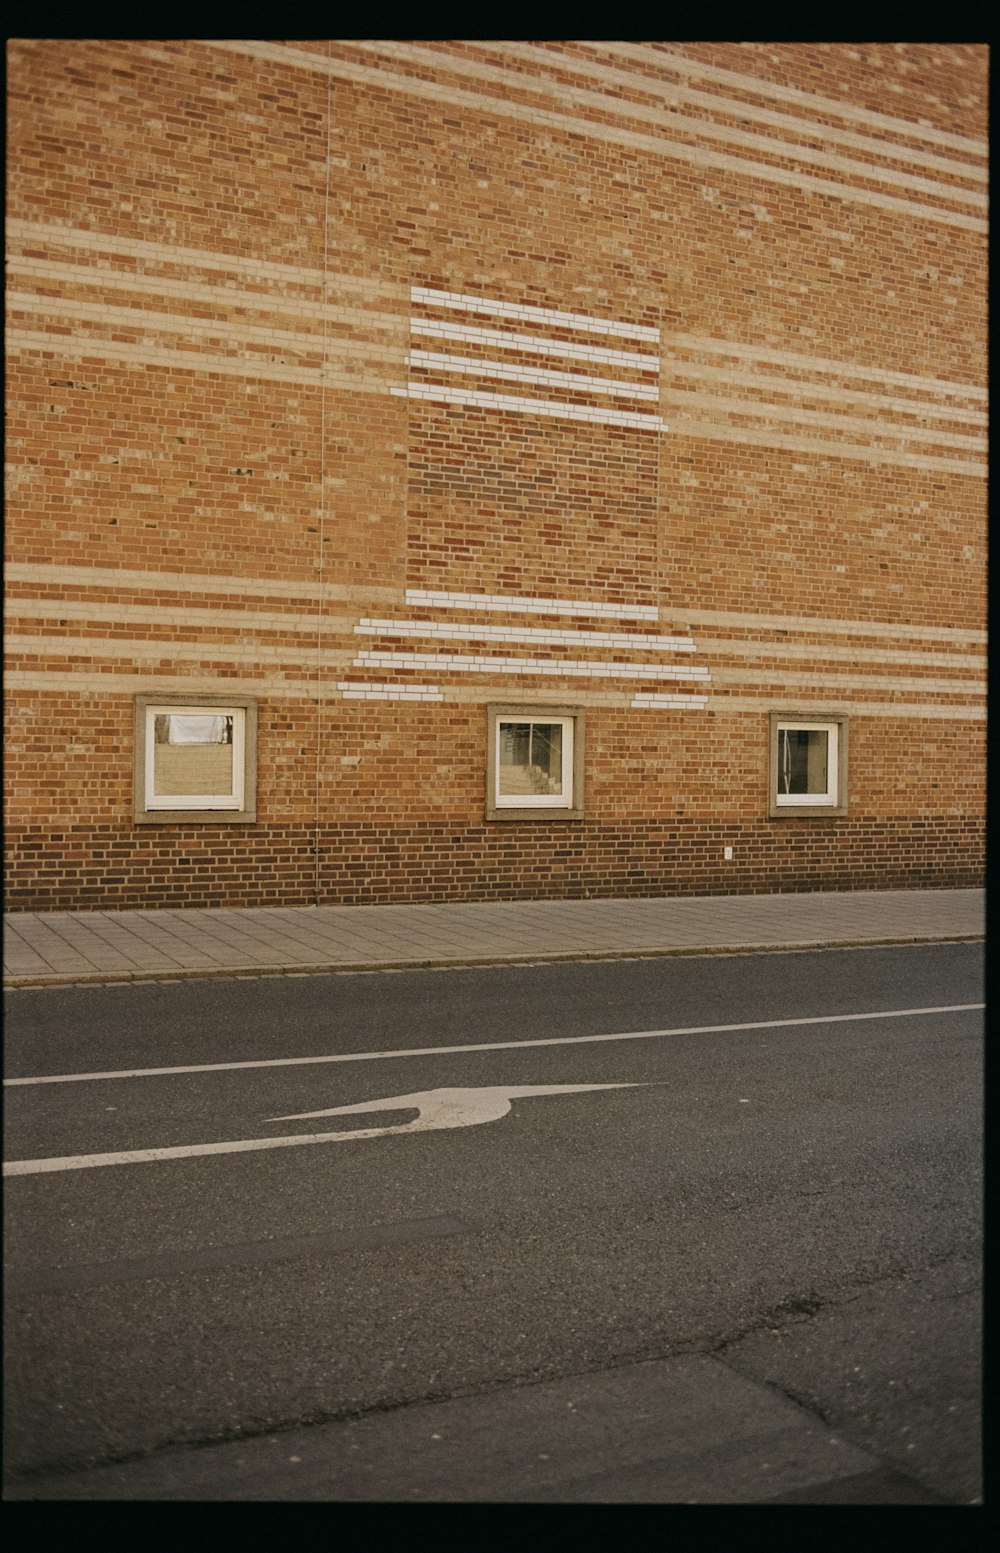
4;40;987;911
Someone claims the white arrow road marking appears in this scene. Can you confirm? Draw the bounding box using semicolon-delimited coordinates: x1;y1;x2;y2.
3;1083;640;1176
268;1083;636;1130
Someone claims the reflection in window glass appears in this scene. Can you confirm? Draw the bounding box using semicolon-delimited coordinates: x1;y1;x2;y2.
149;711;238;802
154;714;232;746
498;720;564;798
779;727;829;795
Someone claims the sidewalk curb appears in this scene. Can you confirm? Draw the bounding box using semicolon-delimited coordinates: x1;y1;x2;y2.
2;932;983;989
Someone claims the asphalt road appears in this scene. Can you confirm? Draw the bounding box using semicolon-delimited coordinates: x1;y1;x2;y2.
3;942;983;1503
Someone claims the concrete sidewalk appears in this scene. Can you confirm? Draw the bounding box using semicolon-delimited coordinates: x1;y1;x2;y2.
2;887;984;989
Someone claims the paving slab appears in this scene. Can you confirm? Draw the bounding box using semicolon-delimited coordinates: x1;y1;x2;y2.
1;1351;947;1503
3;888;984;989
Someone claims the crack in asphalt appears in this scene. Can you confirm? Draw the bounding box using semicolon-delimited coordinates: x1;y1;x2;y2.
5;1253;978;1490
0;1342;871;1487
710;1250;977;1358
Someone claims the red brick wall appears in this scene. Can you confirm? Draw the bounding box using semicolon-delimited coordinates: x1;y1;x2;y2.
5;40;986;911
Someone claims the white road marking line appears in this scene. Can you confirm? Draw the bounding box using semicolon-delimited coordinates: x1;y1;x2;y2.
267;1082;635;1125
3;1083;637;1176
2;1004;983;1090
4;1126;404;1175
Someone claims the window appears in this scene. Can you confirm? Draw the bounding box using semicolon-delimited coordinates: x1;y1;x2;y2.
134;694;257;824
486;704;585;820
769;713;848;817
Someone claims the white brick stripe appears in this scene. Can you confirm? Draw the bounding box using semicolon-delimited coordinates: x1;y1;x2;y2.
4;633;350;670
365;42;986;206
5;218;331;288
694;636;985;672
411;318;658;369
4;292;400;363
201;44;987;233
5;601;978;669
695;696;985;722
677;605;985;644
193;40;986;159
412;286;660;342
337;681;443;701
497;42;986;176
601;42;986;156
710;667;984;696
6;259;403;334
2;671;337;695
667;414;985;477
3;562;402;608
3;566;980;646
9;221;979;403
5;327;319;380
404;589;659;622
356;618;695;651
12;329;977;468
409;350;659;401
631;693;711;709
353;651;710;682
669;333;986;402
4;598;351;635
5;329;401;395
661;386;986;453
668;359;987;427
2;671;985;718
352;656;983;699
391;381;667;431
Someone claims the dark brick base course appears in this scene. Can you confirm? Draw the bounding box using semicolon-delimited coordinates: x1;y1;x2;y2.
3;816;985;912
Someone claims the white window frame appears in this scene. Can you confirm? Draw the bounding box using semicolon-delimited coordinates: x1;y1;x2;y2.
769;712;848;818
134;694;257;825
486;704;585;821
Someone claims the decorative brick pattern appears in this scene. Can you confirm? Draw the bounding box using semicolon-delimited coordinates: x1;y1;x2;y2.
337;682;444;702
4;40;986;911
404;591;661;621
206;40;987;232
632;694;711;710
351;651;710;683
354;619;696;651
396;284;666;432
411;287;661;340
394;381;666;431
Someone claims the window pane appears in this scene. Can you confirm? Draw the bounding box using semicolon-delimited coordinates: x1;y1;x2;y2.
779;728;829;795
498;720;564;797
152;714;235;797
155;714;232;745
